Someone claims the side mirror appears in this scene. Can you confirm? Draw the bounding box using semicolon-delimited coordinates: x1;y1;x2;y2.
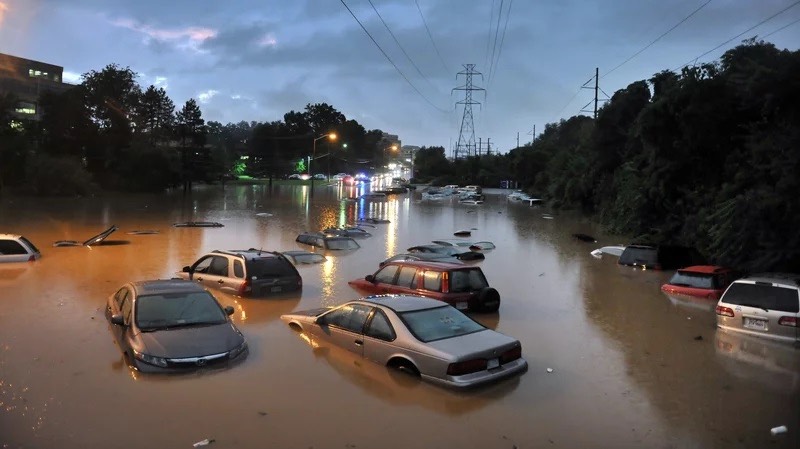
224;306;234;316
111;314;125;326
314;315;326;325
365;274;375;283
182;266;192;272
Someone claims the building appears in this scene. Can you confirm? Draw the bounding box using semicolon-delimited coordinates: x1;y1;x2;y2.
379;132;401;152
0;52;73;120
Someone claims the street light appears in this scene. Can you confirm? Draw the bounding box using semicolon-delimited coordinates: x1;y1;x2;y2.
311;132;336;194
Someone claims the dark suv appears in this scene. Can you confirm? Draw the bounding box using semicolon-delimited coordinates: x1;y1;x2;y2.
348;260;500;313
177;249;302;297
618;244;705;270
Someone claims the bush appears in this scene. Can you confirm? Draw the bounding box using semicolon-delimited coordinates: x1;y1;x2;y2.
23;153;96;196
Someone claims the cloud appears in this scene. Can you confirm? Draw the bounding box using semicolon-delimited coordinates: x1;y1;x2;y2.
62;70;82;84
0;2;7;27
154;76;168;89
110;17;217;52
197;89;219;103
256;33;277;48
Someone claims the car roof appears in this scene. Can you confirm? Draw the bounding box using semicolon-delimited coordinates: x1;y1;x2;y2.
383;259;471;270
734;273;800;288
678;265;732;274
0;234;23;239
357;294;446;312
130;279;208;296
212;249;283;260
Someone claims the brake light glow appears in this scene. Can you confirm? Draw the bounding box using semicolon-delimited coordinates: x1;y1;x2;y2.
715;305;734;317
447;358;488;375
499;346;522;364
778;316;797;327
238;278;252;296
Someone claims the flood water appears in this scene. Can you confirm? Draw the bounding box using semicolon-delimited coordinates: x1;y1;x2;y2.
1;182;798;449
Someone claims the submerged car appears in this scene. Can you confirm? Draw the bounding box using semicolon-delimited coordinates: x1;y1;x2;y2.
281;295;527;389
407;244;485;261
177;249;302;297
431;239;496;251
105;279;248;373
379;253;465;267
661;265;741;300
349;260;500;312
0;234;41;262
53;225;119;247
281;250;327;265
715;273;799;345
296;232;360;250
618;244;705;270
322;226;372;239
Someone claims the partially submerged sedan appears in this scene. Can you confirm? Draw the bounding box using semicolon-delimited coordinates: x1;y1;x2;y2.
281;295;527;389
105;279;248;373
407;244;485;261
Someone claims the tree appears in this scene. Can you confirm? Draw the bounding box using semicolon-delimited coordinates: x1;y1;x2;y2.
135;85;175;144
176;98;207;190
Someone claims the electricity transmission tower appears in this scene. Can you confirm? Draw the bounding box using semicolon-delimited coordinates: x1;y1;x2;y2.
580;67;609;119
453;64;485;159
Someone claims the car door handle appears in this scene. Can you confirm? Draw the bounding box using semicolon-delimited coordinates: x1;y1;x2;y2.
217;280;224;284
354;339;363;346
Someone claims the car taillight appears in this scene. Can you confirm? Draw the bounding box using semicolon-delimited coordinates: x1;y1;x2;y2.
447;358;488;376
238;278;252;296
499;345;521;364
28;254;36;262
715;305;734;317
778;316;797;327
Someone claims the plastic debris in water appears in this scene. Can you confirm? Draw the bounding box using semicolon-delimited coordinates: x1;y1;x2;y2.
770;426;788;436
546;368;554;373
193;439;215;447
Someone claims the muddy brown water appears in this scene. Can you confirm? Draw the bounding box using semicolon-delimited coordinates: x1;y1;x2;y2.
1;183;797;449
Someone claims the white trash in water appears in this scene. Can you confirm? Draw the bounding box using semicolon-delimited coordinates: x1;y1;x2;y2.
193;439;215;447
546;368;554;373
770;426;788;436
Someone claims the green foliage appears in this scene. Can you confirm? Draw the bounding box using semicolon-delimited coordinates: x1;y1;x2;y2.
22;153;96;196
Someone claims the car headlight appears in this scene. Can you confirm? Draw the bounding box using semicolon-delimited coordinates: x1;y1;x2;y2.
132;349;168;367
229;341;248;359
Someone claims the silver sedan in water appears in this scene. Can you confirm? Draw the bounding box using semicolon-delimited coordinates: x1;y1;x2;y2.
280;295;527;389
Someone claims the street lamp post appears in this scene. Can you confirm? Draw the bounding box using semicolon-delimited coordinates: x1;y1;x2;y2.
311;132;336;195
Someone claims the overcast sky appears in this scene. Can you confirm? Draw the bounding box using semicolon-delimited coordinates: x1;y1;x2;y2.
1;0;798;154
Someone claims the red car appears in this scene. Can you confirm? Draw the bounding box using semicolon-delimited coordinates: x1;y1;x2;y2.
660;265;741;300
348;260;500;313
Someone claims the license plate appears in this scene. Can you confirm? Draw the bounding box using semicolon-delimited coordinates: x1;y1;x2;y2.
743;317;766;330
270;286;282;293
455;302;468;310
487;358;499;370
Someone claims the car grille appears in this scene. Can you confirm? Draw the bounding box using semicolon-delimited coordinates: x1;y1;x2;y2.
166;351;230;368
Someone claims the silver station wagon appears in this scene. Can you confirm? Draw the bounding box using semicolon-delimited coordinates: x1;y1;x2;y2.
281;295;527;389
716;273;799;344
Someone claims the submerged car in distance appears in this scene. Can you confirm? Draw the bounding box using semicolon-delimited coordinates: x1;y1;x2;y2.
322;226;372;239
280;295;527;389
105;279;248;373
661;265;741;300
176;249;302;297
407;244;485;261
0;234;41;262
618;244;705;270
379;253;465;267
296;232;361;250
281;250;327;265
431;239;496;251
715;273;800;345
349;260;500;312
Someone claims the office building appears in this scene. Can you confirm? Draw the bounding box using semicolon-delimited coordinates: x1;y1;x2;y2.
0;52;73;120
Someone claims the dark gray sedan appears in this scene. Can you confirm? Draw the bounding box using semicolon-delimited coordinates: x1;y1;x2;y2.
281;295;527;389
105;279;248;373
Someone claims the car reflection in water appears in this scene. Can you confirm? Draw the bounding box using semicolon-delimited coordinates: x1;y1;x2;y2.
662;292;717;313
714;328;800;394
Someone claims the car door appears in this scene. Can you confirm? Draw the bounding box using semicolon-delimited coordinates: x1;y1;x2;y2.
107;287;134;353
369;264;401;294
316;304;372;356
388;266;419;296
362;308;398;365
191;255;229;290
0;239;30;263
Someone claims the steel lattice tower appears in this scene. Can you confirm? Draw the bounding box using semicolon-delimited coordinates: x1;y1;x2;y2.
453;64;484;159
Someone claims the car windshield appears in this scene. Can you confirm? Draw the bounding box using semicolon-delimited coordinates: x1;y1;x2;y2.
325;238;360;250
249;258;297;277
722;283;799;313
287;252;326;264
619;246;658;265
449;269;489;292
135;292;227;330
19;236;40;253
667;271;715;289
400;306;485;343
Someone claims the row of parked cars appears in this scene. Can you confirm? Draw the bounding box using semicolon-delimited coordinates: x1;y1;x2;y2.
595;243;800;346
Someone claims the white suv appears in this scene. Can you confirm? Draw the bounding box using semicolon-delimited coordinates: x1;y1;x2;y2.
715;273;799;344
0;234;41;263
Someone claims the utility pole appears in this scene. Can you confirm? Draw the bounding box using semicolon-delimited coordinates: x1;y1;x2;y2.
453;64;485;159
487;138;491;156
516;132;519;148
581;67;606;120
478;137;482;156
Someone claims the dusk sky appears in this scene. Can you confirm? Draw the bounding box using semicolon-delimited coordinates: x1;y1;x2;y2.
1;0;798;154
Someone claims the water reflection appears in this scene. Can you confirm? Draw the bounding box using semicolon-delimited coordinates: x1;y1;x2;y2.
714;329;800;394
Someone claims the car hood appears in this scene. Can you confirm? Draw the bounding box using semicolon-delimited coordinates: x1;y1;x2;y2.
280;308;331;323
136;323;244;359
425;329;520;360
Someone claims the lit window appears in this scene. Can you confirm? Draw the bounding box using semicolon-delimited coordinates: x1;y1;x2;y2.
34;70;41;76
10;121;24;130
28;69;34;77
15;102;36;115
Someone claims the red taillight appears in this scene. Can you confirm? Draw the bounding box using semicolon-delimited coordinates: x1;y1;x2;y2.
778;316;797;327
500;345;522;364
238;279;252;296
28;254;36;262
447;358;488;376
715;305;734;317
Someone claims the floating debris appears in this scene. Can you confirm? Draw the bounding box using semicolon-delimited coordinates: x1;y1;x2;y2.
173;222;224;228
541;214;554;220
572;233;597;243
255;213;273;217
193;439;215;447
453;230;471;237
126;230;160;235
770;425;787;436
546;368;554;373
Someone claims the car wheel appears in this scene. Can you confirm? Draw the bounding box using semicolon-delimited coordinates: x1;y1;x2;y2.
471;287;501;313
387;358;420;377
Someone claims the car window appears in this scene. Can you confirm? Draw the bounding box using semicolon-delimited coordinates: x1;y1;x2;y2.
248;258;297;278
399;306;485;343
0;239;26;255
193;256;214;273
121;292;133;325
135;292;227;330
395;266;417;288
365;310;396;341
450;269;488;292
322;304;372;333
208;256;229;276
619;246;658;266
326;238;359;250
18;236;40;253
374;265;399;284
722;283;800;313
233;260;244;278
423;271;442;292
668;271;714;289
114;287;129;308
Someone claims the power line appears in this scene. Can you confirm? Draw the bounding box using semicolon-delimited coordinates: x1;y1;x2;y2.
414;0;449;74
339;0;447;112
486;0;504;86
603;0;712;78
366;0;437;91
676;0;800;70
488;0;513;88
485;0;498;71
763;15;800;38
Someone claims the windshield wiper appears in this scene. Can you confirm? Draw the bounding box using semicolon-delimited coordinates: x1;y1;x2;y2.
141;321;223;332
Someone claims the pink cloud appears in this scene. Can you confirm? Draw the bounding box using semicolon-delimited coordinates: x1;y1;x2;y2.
110;18;217;51
0;2;8;27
